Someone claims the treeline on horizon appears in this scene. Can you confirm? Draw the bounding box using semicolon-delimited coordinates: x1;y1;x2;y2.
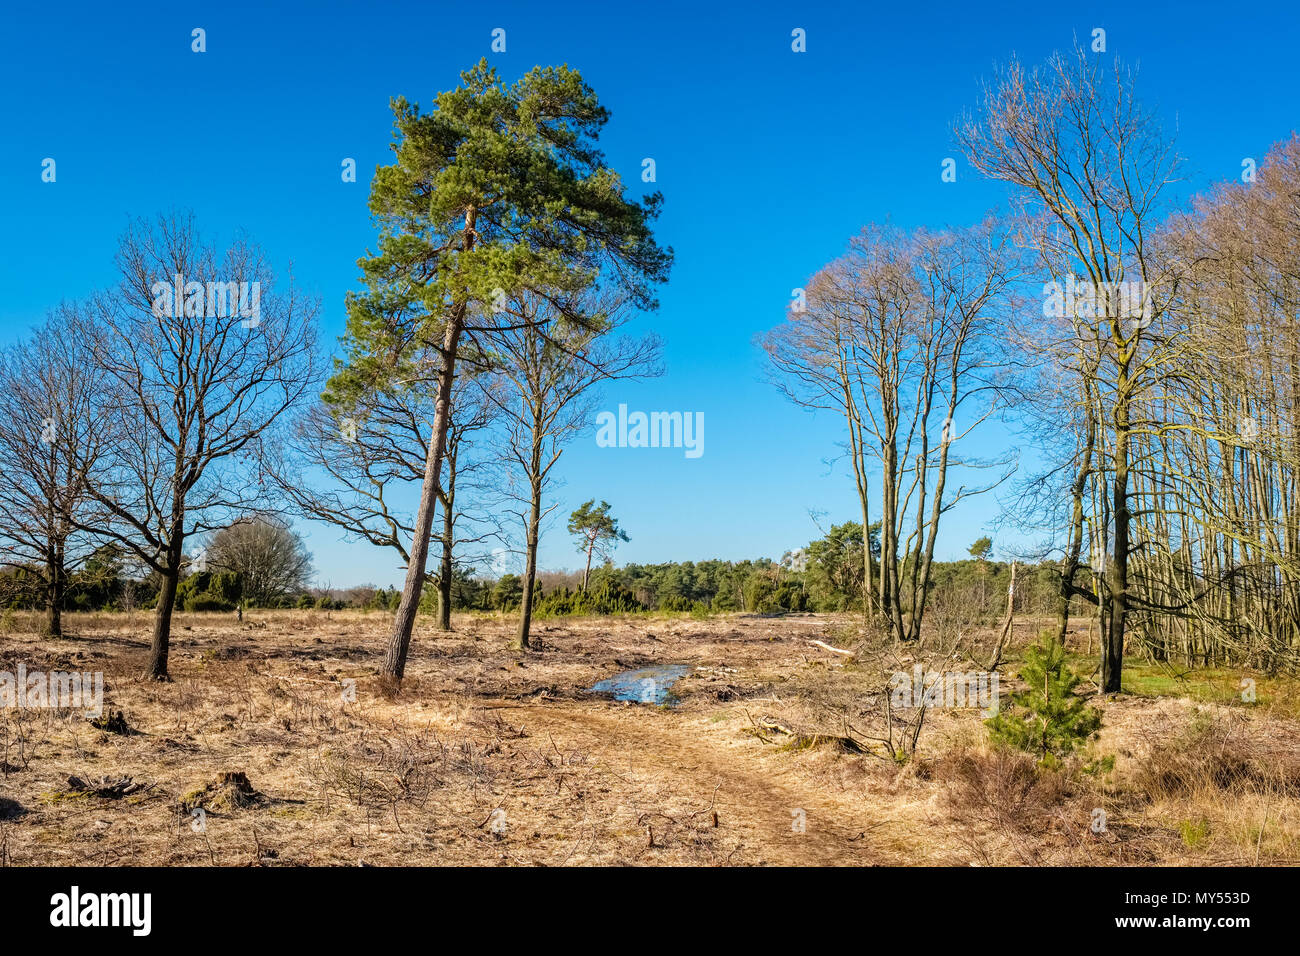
0;519;1063;627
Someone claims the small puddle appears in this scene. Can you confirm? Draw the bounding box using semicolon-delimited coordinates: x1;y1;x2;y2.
590;664;690;705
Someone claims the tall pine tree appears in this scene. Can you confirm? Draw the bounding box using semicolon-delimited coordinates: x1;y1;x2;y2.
331;60;671;686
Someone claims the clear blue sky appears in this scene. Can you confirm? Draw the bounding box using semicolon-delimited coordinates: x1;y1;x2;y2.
1;1;1296;587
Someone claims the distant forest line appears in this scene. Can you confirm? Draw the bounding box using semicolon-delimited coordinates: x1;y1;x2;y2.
0;519;1064;626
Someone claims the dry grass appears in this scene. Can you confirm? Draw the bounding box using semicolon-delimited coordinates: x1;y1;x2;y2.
1;608;1298;865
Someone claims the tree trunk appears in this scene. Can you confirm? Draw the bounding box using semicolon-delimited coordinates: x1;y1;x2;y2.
148;566;180;680
514;479;542;650
985;561;1017;670
381;206;477;687
1057;406;1097;646
1103;402;1130;693
880;431;905;642
844;397;875;620
436;505;454;632
908;403;954;643
381;314;464;685
45;545;64;639
857;484;875;621
46;591;61;638
582;543;594;592
437;554;453;631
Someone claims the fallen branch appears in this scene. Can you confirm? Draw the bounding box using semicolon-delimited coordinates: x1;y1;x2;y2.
808;639;855;659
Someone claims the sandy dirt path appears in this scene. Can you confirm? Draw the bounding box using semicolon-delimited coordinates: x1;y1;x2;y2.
501;698;881;865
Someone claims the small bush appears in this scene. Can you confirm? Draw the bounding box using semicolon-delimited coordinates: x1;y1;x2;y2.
185;593;234;612
1133;713;1298;800
533;580;645;618
935;748;1071;832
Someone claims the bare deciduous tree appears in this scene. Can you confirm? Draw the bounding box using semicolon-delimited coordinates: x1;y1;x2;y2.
477;290;662;649
206;516;313;607
0;308;111;636
74;212;317;679
763;220;1017;644
270;359;501;630
957;47;1180;690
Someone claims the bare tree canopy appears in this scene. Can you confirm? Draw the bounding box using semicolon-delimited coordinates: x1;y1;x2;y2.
75;211;319;678
762;218;1019;643
206;517;314;607
0;307;113;636
476;288;662;648
956;47;1181;690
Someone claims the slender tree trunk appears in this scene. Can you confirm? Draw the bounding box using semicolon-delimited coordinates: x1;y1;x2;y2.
582;542;594;592
908;400;955;643
1103;398;1131;693
514;405;546;650
437;527;453;632
435;448;456;633
880;435;900;638
381;313;465;684
514;479;542;650
1058;407;1097;646
844;391;875;620
855;475;874;620
985;561;1017;670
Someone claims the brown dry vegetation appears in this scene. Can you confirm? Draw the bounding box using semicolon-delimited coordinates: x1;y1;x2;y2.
1;609;1298;866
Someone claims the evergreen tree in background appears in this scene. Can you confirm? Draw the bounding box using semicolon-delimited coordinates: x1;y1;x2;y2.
568;500;629;591
969;536;993;606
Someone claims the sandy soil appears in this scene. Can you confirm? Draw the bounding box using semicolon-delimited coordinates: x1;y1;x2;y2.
1;609;1297;866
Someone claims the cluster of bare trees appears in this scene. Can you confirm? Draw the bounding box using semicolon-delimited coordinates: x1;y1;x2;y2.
475;290;661;649
0;308;110;639
761;220;1019;645
0;213;318;678
767;46;1300;686
1119;136;1300;673
963;50;1300;683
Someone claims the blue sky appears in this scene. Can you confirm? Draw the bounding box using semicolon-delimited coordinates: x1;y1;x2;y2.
1;1;1296;587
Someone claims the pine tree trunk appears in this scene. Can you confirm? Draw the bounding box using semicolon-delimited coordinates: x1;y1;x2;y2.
381;207;476;687
381;313;464;684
